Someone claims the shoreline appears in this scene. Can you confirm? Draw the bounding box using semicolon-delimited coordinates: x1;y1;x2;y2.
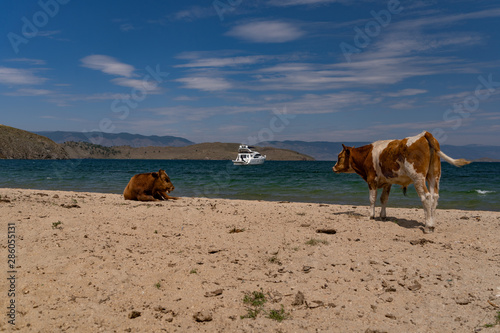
1;188;500;332
2;186;499;213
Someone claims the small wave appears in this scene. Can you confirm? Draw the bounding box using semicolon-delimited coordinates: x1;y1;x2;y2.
475;189;495;195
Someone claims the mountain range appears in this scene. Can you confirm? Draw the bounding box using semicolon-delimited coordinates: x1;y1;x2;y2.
3;129;499;161
36;131;194;148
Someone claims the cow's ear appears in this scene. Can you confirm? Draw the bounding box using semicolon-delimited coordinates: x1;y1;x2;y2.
342;144;346;149
152;172;159;178
345;146;351;156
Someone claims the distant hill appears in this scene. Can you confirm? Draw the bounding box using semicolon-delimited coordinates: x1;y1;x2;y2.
0;125;68;159
62;141;315;161
259;140;500;161
36;131;194;148
258;141;369;161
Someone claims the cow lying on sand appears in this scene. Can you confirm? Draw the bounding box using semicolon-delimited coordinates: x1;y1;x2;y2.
332;131;470;233
123;169;179;201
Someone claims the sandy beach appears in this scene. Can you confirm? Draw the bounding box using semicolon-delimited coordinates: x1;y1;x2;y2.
1;188;499;332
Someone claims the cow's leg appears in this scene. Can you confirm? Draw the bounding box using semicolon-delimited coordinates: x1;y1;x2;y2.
427;156;441;230
158;191;179;200
380;184;391;220
413;178;433;233
136;193;158;201
369;186;377;219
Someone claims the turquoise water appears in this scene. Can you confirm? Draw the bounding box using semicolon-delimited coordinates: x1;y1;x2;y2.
0;160;498;211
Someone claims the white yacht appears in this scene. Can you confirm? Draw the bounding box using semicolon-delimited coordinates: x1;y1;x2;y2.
232;144;266;165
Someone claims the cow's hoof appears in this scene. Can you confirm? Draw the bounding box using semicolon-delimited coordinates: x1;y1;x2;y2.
423;227;435;234
370;216;375;220
380;216;387;221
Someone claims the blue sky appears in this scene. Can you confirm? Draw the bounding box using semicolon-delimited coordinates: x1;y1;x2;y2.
1;0;499;145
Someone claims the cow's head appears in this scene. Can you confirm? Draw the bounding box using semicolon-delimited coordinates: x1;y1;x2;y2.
153;169;175;193
332;144;355;173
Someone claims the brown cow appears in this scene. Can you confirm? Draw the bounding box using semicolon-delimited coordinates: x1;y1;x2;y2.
123;169;179;201
332;131;470;233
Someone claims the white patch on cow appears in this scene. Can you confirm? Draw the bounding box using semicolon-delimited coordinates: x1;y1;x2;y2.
371;140;392;182
406;130;426;147
403;159;422;180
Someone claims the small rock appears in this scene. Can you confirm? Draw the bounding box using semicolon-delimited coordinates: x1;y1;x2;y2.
385;313;396;319
302;266;313;273
316;228;337;234
60;203;80;209
291;291;305;306
455;298;471;305
193;310;213;322
407;281;422;291
204;289;223;297
128;311;141;319
53;194;59;199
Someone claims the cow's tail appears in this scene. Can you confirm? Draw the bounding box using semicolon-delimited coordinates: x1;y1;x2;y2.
437;151;471;167
424;131;471;167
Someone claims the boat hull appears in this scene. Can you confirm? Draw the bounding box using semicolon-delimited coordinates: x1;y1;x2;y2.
232;157;265;165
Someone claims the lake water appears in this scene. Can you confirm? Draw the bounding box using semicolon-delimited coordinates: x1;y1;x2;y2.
0;159;498;211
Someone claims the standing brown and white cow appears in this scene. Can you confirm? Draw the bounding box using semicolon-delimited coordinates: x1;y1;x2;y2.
332;131;470;233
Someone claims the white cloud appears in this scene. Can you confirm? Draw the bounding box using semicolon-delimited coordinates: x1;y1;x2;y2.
268;0;340;6
119;23;136;32
174;95;199;101
80;55;135;77
3;88;53;96
284;92;377;114
111;78;160;92
226;20;305;43
389;100;417;110
36;30;61;37
171;5;215;21
176;77;232;91
385;89;427;97
6;58;46;65
176;55;270;68
0;67;47;85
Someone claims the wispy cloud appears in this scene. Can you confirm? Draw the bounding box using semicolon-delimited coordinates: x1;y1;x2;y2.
175;55;271;68
176;76;232;91
170;5;216;21
111;77;161;93
36;30;62;38
267;0;341;7
385;89;427;97
174;95;199;101
0;67;47;85
120;23;136;32
3;88;53;96
389;100;418;110
6;58;46;65
80;55;135;77
226;20;305;43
